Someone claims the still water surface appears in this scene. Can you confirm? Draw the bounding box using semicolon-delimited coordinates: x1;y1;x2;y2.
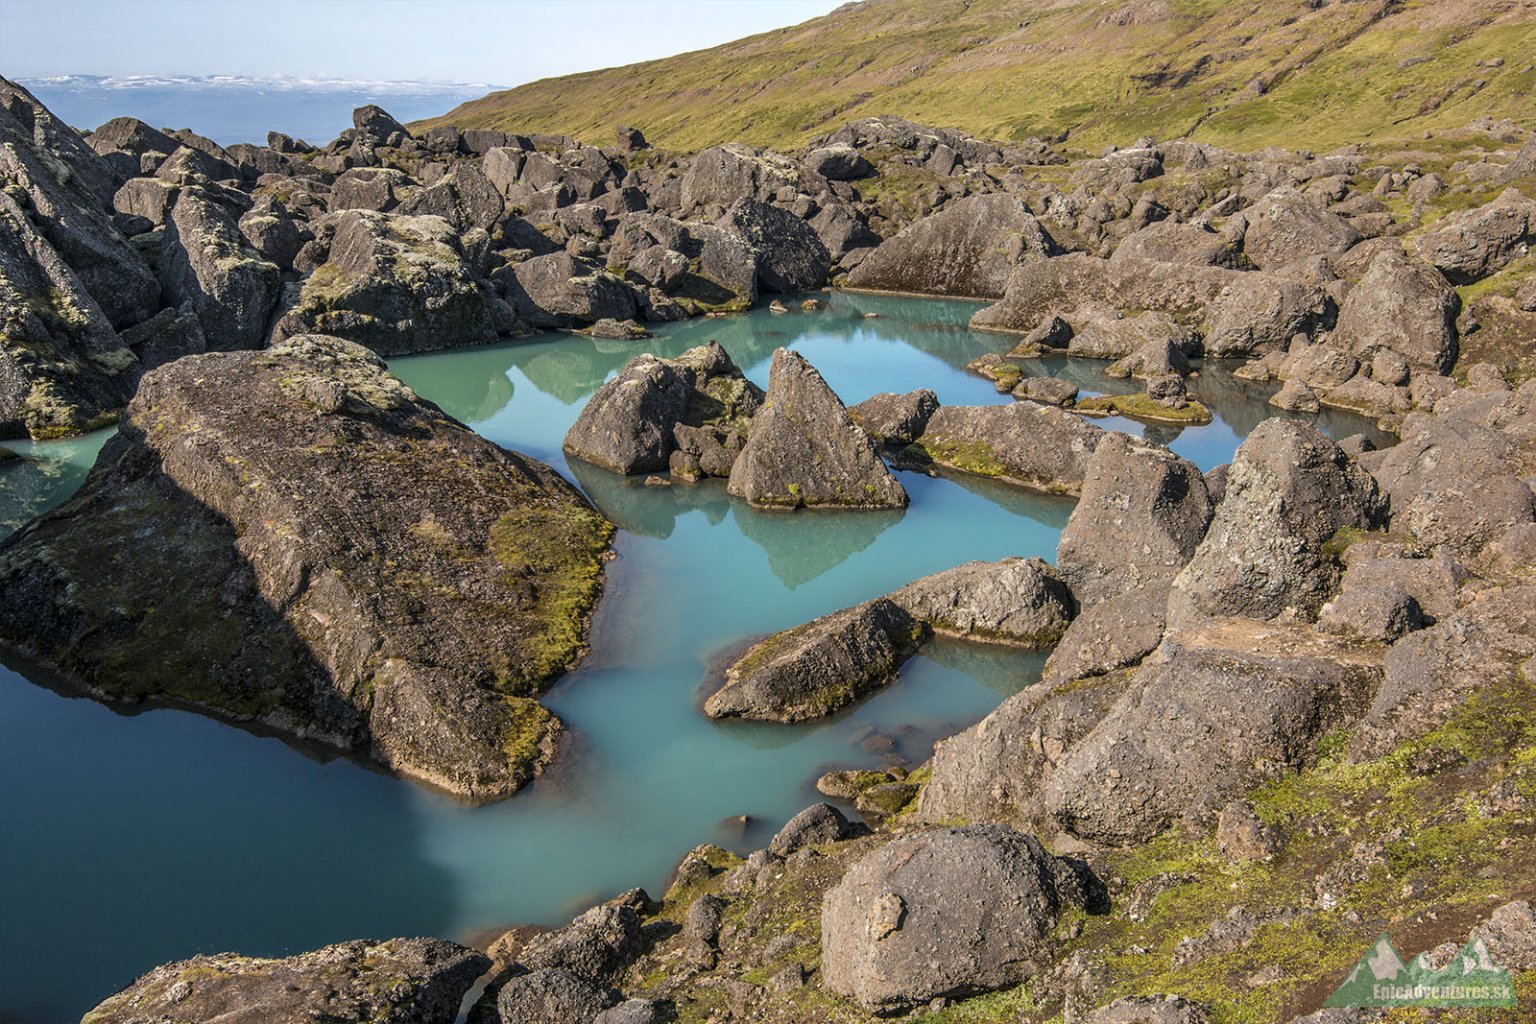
0;292;1380;1021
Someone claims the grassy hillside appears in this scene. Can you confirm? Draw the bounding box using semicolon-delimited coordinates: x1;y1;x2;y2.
420;0;1536;154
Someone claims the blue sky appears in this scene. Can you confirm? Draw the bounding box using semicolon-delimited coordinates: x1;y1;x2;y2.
0;0;849;84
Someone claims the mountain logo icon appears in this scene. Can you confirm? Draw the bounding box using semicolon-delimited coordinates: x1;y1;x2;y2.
1326;934;1518;1008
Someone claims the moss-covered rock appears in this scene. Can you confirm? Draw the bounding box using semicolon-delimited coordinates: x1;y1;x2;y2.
0;334;613;802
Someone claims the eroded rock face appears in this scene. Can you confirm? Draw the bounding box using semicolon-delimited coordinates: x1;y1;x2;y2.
846;194;1054;299
81;938;489;1024
1168;419;1384;627
1038;619;1384;843
821;825;1087;1011
278;209;495;354
0;335;613;802
160;187;283;349
909;401;1105;495
727;348;907;510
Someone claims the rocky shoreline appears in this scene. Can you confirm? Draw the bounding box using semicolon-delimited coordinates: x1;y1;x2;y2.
2;71;1536;1024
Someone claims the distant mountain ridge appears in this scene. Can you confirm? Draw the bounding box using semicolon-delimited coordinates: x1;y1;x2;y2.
421;0;1536;153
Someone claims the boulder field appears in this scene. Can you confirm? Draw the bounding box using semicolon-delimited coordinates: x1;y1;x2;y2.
11;70;1536;1024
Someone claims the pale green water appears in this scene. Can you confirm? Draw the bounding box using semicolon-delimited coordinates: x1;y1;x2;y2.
0;292;1382;1021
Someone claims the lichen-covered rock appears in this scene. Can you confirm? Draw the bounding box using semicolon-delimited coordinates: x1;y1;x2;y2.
1168;419;1384;627
278;209;496;354
1056;432;1212;607
727;348;907;509
1201;273;1331;358
1333;249;1459;373
0;335;613;802
888;556;1074;646
1067;307;1195;361
610;212;758;313
1415;188;1536;283
0;191;138;439
1038;619;1383;843
908;401;1105;495
846;194;1054;299
81;938;489;1024
563;341;762;476
496;968;619;1024
703;598;924;722
159;187;283;349
517;903;644;985
821;825;1087;1011
847;388;938;444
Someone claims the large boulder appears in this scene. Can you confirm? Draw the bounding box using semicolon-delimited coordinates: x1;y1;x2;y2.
1113;221;1239;268
846;194;1055;299
396;164;505;233
703;598;924;722
0;191;138;439
1056;432;1212;606
279;209;496;354
563;342;762;476
888;557;1074;646
1200;273;1332;358
1332;249;1459;373
496;968;618;1024
1066;307;1197;360
610;213;757;313
1168;419;1384;627
847;389;938;444
0;77;160;327
1038;619;1383;843
517;903;644;985
821;825;1087;1011
804;144;872;181
1415;188;1536;283
969;254;1112;334
718;198;830;292
0;336;613;802
727;348;907;510
1241;187;1361;270
908;402;1105;495
680;144;801;212
352;104;411;147
81;938;488;1024
86;116;179;177
160;187;283;349
506;252;638;329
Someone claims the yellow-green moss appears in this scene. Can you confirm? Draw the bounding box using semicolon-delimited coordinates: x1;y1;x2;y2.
1076;393;1214;425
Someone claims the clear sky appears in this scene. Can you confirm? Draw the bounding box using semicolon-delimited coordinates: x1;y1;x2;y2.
0;0;850;85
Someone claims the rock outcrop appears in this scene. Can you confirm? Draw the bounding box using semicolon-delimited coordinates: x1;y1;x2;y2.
82;938;489;1024
0;335;613;802
727;348;908;510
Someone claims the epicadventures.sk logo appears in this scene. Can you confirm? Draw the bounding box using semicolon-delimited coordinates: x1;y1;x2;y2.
1325;933;1518;1008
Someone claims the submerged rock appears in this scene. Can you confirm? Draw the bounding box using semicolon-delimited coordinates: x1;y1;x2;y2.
81;938;489;1024
0;335;613;802
727;348;907;510
822;825;1088;1011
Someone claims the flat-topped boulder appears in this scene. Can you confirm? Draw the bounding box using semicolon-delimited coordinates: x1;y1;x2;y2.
82;938;488;1024
907;401;1105;495
0;335;613;802
727;348;907;510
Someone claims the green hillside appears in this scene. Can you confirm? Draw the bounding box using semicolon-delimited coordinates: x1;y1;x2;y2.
420;0;1536;153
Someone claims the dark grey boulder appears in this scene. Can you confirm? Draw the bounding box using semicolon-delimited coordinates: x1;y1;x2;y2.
1241;187;1362;270
1333;249;1459;373
592;999;667;1024
496;968;619;1024
1168;419;1384;627
505;252;638;329
330;167;410;213
82;938;488;1024
1415;188;1536;283
1039;619;1383;843
160;187;282;349
352;104;411;147
718;198;830;292
119;302;206;371
804;143;872;180
614;124;649;153
237;195;302;271
682;893;726;967
610;213;757;313
0;335;612;802
821;825;1087;1011
1057;432;1212;607
87;116;178;176
704;598;923;722
727;348;907;510
517;904;643;985
768;802;855;856
112;176;180;226
278;210;495;354
680;143;800;213
908;401;1105;495
1106;338;1190;379
847;389;938;444
846;194;1055;299
397;164;505;233
1041;584;1172;686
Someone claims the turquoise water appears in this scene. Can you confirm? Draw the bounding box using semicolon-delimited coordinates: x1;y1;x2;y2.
0;292;1380;1022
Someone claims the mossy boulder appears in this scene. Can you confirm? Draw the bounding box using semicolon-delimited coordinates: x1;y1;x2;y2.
907;401;1105;495
0;334;613;802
